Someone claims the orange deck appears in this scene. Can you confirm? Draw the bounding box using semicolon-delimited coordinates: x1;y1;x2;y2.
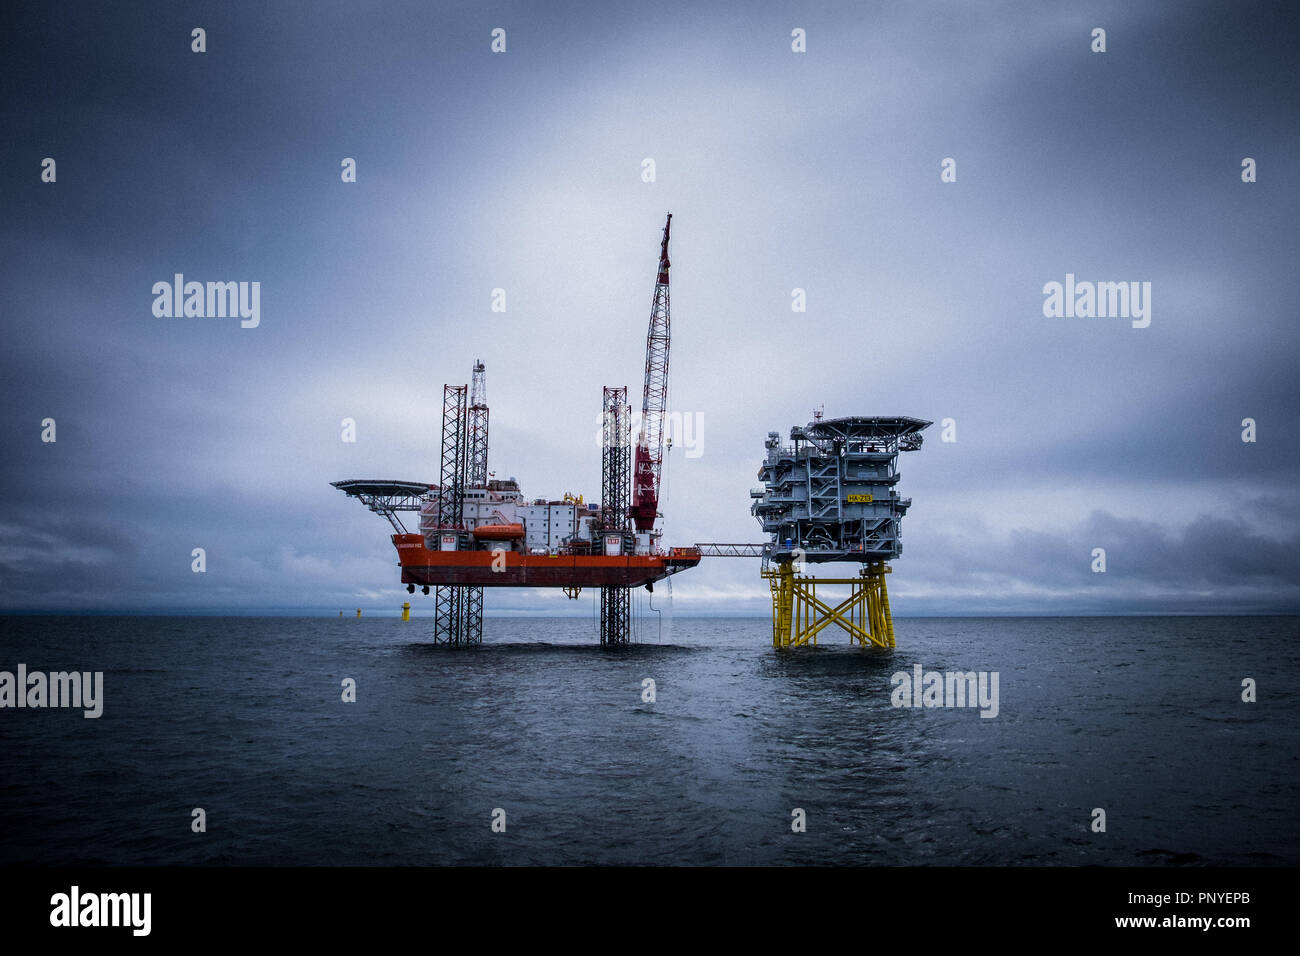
392;534;701;588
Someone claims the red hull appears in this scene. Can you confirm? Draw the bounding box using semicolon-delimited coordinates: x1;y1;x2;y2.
392;534;700;588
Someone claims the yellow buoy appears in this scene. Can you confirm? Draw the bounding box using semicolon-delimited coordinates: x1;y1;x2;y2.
401;601;411;621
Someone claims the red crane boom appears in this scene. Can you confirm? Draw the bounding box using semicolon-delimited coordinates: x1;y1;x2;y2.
631;213;672;533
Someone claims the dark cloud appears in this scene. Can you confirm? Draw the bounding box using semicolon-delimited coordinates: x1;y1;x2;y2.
1;1;1296;614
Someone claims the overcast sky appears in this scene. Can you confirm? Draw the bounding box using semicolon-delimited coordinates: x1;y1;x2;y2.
2;0;1297;616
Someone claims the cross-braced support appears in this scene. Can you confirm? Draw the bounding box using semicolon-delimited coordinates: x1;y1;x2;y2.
464;585;483;644
432;583;483;646
437;384;467;530
600;386;632;646
467;360;489;487
600;586;630;647
762;561;895;648
432;383;483;646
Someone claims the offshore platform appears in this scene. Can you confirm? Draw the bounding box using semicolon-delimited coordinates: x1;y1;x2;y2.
698;412;930;648
333;215;700;645
334;214;931;649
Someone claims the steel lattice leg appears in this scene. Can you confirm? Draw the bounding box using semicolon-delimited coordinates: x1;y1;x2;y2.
465;586;483;646
600;586;630;646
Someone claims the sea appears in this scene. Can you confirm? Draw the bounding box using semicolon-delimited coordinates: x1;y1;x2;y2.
1;614;1297;866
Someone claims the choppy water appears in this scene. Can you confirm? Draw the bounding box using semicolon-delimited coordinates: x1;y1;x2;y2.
1;614;1296;865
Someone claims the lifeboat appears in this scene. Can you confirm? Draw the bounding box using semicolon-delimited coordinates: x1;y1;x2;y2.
472;523;525;540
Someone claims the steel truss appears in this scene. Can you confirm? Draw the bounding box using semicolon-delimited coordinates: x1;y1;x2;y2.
601;386;632;645
632;213;672;532
434;383;482;646
468;360;489;488
762;561;895;649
